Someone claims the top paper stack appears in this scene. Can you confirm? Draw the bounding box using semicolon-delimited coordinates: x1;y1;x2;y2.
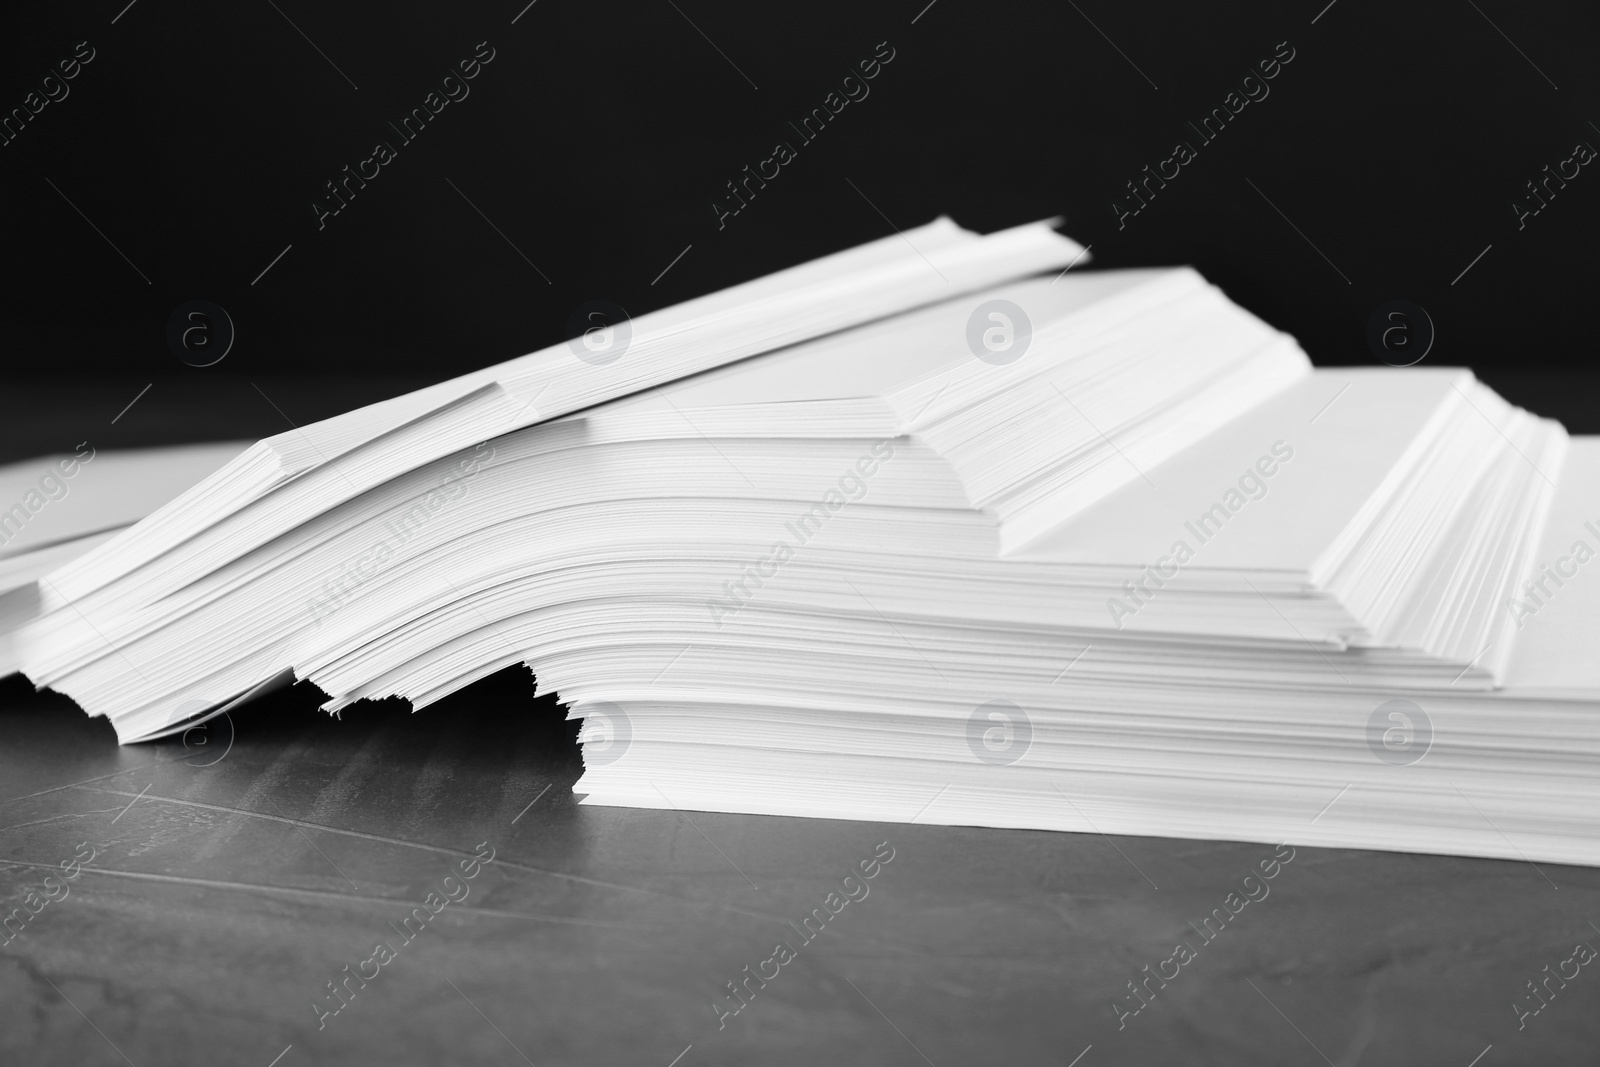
8;218;1598;866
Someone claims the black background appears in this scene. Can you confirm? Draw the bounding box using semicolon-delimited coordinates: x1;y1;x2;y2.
1;0;1597;458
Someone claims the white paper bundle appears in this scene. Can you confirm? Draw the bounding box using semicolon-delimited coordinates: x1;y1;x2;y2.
7;220;1597;866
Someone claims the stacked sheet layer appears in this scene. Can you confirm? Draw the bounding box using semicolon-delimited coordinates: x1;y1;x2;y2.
8;219;1597;866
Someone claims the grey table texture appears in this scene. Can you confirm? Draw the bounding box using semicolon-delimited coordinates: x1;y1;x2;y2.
2;668;1598;1067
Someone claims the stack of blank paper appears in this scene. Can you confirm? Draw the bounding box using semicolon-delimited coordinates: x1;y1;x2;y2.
7;218;1598;867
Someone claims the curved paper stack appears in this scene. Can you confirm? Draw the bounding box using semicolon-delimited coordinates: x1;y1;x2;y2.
9;219;1599;866
0;442;248;674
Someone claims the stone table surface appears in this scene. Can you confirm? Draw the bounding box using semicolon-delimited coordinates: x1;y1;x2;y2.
1;671;1597;1067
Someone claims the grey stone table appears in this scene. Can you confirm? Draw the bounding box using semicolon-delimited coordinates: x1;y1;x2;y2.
1;670;1596;1067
